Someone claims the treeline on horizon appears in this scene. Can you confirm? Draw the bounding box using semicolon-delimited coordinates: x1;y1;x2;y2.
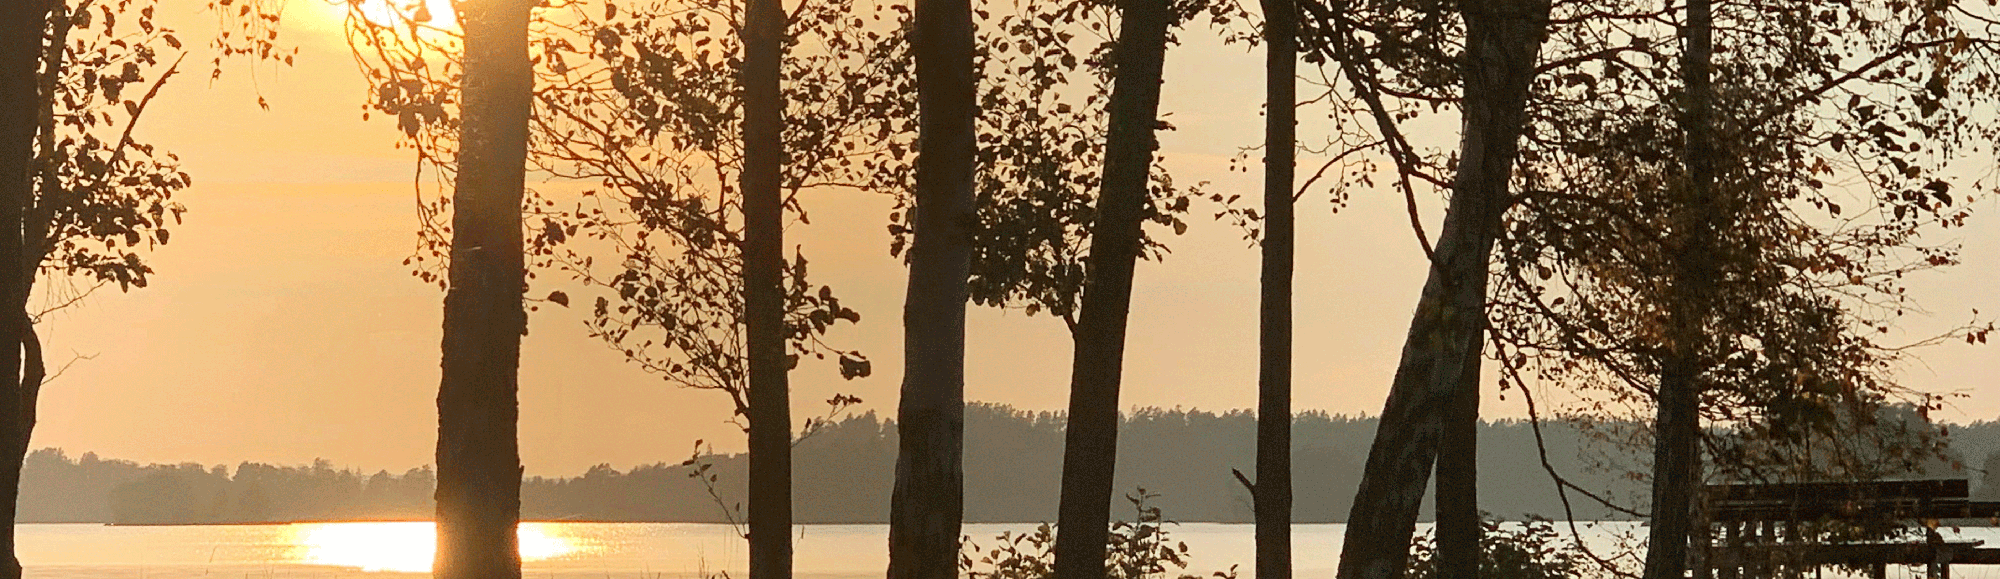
24;403;2000;526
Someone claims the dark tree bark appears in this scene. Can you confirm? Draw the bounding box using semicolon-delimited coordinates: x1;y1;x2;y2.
1048;0;1174;576
1255;0;1297;577
0;3;51;578
433;1;534;577
1333;3;1547;579
1435;331;1482;579
1643;0;1714;577
13;11;74;477
885;0;976;572
741;0;792;574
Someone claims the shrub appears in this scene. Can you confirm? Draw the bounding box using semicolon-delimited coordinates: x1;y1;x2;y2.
961;489;1239;579
1407;517;1588;579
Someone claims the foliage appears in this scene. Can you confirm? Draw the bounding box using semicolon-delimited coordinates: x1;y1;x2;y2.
870;0;1245;329
341;0;882;420
1477;0;2000;492
527;0;893;408
1298;0;1999;516
200;0;292;82
959;489;1238;579
30;0;294;298
1407;517;1592;579
32;0;193;294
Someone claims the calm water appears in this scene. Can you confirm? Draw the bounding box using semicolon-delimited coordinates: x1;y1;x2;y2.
28;521;2000;579
21;522;1363;579
23;522;1333;579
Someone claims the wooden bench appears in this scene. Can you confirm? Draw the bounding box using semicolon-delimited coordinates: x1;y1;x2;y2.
1698;479;2000;579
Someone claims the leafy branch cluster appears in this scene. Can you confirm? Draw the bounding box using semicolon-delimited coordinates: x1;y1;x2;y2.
879;0;1247;328
958;489;1239;579
35;0;202;295
1289;0;1998;499
1406;517;1595;579
1485;0;1998;486
341;0;902;418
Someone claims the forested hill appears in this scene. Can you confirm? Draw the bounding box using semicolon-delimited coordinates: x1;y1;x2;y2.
23;403;2000;525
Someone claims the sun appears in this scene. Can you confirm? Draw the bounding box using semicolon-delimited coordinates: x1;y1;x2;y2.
349;0;461;32
297;522;583;572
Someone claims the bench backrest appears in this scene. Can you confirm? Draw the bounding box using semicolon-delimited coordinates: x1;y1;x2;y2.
1705;479;1974;522
1708;479;1968;503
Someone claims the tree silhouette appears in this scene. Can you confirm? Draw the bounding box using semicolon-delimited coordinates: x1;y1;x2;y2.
1048;0;1180;575
0;0;283;571
1640;0;1715;576
432;0;536;576
536;0;895;572
340;0;897;570
1294;0;2000;574
738;0;797;572
886;0;978;571
866;0;1236;570
1435;333;1481;579
1474;0;2000;566
1253;0;1297;577
518;0;889;408
0;3;54;577
1325;3;1552;579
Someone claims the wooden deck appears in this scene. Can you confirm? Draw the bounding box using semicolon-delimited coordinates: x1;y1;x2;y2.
1697;479;2000;579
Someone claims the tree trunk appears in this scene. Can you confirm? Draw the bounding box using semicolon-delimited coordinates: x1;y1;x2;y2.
1643;0;1714;577
1255;0;1297;576
1436;330;1482;579
1333;3;1547;579
25;1;69;276
0;3;51;578
741;0;792;574
1048;0;1173;576
433;1;533;577
886;0;976;573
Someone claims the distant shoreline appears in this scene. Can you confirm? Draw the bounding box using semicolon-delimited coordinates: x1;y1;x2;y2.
31;405;1995;529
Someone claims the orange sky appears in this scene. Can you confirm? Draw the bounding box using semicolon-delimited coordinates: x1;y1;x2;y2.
24;1;1998;476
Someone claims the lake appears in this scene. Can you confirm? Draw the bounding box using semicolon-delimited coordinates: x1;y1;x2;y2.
25;521;1998;579
22;522;1347;579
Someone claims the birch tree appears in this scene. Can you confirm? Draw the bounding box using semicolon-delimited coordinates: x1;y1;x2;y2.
887;0;978;570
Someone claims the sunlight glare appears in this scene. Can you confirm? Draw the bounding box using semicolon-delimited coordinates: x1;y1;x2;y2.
299;522;583;572
351;0;461;31
520;524;577;560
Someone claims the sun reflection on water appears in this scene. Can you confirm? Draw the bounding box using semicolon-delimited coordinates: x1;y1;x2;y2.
298;522;584;572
